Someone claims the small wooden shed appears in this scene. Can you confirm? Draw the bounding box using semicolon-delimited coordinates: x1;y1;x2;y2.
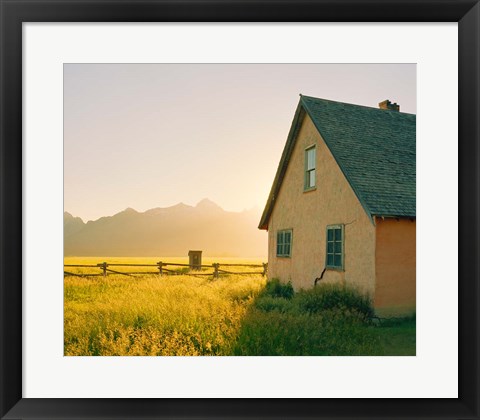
188;250;202;270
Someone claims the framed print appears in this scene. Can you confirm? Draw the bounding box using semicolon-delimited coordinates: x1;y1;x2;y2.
0;0;479;419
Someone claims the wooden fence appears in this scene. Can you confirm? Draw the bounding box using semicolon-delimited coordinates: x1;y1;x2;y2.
64;261;268;279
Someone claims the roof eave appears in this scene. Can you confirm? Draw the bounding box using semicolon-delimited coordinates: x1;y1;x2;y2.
258;101;306;230
373;214;416;219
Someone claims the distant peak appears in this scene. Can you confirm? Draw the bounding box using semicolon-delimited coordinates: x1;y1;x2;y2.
121;207;138;214
64;211;84;224
171;202;191;209
144;202;193;216
196;198;222;210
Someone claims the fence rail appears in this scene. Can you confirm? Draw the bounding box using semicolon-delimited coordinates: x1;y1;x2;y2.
64;261;267;279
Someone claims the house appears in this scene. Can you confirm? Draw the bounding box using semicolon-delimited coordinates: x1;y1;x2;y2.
258;95;416;316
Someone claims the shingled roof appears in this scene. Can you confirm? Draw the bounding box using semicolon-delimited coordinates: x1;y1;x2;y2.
258;95;416;230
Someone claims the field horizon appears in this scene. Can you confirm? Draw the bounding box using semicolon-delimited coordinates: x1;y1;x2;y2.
64;256;267;263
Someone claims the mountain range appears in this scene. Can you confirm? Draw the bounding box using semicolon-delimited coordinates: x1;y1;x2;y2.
64;199;267;257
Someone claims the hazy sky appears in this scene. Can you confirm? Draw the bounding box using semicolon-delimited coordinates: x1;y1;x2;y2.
64;64;416;222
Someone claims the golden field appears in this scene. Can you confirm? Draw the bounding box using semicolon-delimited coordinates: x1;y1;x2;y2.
64;257;266;356
64;257;415;356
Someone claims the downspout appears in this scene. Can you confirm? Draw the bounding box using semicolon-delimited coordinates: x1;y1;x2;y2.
314;267;327;286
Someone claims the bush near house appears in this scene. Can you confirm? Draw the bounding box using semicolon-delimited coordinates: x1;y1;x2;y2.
233;280;415;356
259;278;294;299
294;284;375;320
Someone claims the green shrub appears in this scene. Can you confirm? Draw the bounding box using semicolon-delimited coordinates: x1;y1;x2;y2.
261;278;294;299
254;296;292;313
295;284;374;321
232;309;380;356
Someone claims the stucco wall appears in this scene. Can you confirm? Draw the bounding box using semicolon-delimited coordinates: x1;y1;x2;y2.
267;114;376;295
374;218;416;316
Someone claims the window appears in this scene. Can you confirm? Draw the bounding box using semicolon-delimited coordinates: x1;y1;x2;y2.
276;229;292;257
326;225;344;269
305;146;316;190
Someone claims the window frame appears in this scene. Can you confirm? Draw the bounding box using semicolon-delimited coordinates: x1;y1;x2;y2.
325;224;344;270
276;229;293;258
304;144;316;191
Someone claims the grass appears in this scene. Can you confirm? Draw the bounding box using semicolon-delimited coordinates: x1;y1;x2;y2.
64;260;416;356
64;274;265;355
371;316;416;356
232;282;415;356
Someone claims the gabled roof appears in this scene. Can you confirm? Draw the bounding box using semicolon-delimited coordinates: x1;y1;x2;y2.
259;95;416;230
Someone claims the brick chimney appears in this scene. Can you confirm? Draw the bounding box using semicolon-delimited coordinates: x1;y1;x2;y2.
378;100;400;112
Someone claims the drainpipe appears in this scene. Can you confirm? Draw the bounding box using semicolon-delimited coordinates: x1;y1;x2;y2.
314;267;327;286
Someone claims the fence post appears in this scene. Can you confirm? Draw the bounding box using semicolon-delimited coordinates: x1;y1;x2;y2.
157;261;163;277
101;262;107;277
262;263;268;277
213;263;219;279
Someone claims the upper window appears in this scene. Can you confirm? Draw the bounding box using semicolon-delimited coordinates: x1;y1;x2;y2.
305;146;316;190
277;229;292;257
326;225;344;269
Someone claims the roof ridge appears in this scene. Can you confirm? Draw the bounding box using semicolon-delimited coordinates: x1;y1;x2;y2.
300;94;416;116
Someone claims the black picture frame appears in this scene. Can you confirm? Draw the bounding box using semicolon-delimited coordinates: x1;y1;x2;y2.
1;1;478;419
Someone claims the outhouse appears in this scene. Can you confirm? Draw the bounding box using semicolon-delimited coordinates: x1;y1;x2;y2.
188;250;202;270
